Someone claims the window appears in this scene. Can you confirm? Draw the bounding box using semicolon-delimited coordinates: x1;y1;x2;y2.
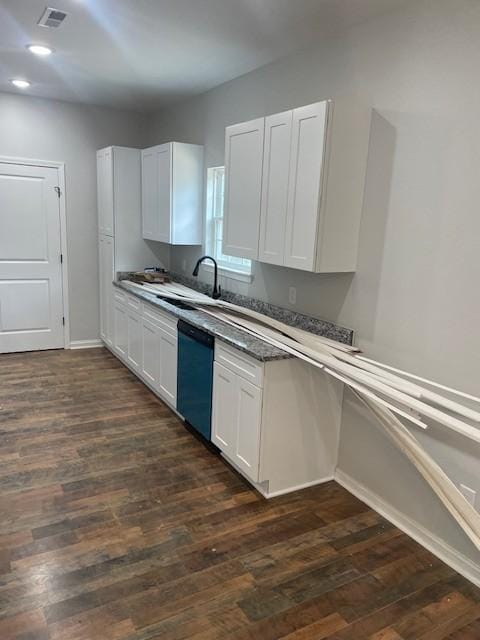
205;166;252;275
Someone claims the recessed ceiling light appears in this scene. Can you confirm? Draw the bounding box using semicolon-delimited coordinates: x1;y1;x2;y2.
27;44;53;56
10;79;31;89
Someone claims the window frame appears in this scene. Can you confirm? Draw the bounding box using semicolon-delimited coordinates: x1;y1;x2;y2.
204;166;253;281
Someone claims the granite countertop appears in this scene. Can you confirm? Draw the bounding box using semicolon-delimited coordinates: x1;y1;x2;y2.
114;280;290;361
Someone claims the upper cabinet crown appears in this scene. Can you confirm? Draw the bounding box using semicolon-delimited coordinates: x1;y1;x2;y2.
223;99;371;273
141;142;204;245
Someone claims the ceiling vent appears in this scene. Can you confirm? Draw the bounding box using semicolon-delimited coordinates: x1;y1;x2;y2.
37;7;67;28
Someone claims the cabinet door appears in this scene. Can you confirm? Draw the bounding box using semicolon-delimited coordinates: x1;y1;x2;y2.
127;310;142;373
96;151;105;235
103;148;114;236
141;148;159;240
159;327;177;407
223;118;264;260
113;301;128;360
142;145;171;243
235;377;262;482
97;149;114;237
156;145;172;243
141;318;160;389
211;362;237;456
99;235;114;347
284;102;328;271
258;111;292;266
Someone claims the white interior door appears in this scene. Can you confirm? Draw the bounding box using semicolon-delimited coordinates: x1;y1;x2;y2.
0;162;65;353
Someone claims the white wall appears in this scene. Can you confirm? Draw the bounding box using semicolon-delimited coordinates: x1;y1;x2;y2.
147;0;480;573
0;92;167;343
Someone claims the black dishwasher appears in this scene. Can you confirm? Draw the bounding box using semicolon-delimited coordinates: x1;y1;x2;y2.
176;320;214;441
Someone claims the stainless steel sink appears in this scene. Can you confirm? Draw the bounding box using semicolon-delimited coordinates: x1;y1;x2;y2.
157;296;196;311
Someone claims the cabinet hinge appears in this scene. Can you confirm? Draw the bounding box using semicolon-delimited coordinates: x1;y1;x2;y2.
54;186;61;198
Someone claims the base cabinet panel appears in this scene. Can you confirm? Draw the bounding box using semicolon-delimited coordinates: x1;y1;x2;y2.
127;311;142;373
213;342;342;497
212;362;237;456
141;318;160;390
99;235;114;347
212;360;263;483
235;378;262;481
113;302;128;360
159;328;177;408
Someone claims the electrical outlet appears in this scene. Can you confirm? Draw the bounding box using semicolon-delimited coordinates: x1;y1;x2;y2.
289;287;297;305
460;483;477;508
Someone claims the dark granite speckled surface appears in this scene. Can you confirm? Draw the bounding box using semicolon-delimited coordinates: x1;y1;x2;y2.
115;272;354;361
114;280;289;361
167;272;354;345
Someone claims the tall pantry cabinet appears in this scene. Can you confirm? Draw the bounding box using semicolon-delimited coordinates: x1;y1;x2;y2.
96;146;161;347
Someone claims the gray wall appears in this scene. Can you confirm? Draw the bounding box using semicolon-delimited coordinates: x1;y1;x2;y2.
0;92;158;342
147;0;480;568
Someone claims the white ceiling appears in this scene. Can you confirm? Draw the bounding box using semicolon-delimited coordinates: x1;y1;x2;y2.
0;0;407;112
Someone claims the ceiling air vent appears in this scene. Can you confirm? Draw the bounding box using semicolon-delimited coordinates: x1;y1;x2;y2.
37;7;68;28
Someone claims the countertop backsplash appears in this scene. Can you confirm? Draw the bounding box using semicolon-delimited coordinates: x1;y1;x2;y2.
117;271;354;347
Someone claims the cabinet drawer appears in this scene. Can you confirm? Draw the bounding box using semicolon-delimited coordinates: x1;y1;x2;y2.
113;289;127;304
143;302;177;335
126;294;141;312
215;342;263;387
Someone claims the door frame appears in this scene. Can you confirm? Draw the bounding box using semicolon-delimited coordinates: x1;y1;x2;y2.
0;155;70;348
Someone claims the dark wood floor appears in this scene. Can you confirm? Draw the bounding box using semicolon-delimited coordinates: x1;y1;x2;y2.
0;348;479;640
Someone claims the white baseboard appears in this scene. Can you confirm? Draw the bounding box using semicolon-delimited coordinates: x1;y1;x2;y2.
335;468;480;588
69;339;104;350
264;476;335;499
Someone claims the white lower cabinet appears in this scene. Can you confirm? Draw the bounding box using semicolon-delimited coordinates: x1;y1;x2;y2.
212;350;263;483
108;289;343;499
212;362;237;457
99;234;114;347
127;309;142;373
212;341;343;497
158;327;177;407
236;377;262;480
113;294;128;360
111;290;177;409
141;317;160;390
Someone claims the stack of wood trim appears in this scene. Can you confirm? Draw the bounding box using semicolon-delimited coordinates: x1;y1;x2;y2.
126;279;480;551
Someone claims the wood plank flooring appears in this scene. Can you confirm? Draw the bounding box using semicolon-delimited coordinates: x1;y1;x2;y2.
0;348;479;640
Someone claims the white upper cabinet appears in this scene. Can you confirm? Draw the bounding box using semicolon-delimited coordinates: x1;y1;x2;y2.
141;147;160;241
96;147;114;236
141;142;203;245
258;110;292;265
223;118;264;260
225;99;371;273
284;102;328;271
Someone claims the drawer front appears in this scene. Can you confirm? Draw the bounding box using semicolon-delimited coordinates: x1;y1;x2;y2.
215;342;263;387
126;294;141;312
142;302;177;335
113;289;127;304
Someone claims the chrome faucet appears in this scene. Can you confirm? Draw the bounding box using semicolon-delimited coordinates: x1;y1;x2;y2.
192;255;221;299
